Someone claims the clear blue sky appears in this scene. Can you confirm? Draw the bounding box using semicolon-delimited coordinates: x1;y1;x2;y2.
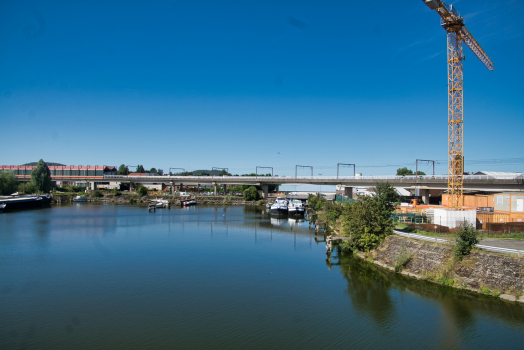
1;0;523;176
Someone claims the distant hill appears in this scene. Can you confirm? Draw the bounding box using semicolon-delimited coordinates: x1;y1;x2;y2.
23;161;65;166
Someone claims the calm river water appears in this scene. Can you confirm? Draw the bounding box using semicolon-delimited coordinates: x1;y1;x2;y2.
1;204;524;349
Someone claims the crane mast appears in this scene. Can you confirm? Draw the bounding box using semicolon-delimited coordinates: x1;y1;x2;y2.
422;0;494;210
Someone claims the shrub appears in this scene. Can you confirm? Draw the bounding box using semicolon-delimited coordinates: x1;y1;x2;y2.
93;190;103;198
0;171;18;195
137;185;148;196
18;182;37;194
454;223;479;260
243;186;259;201
113;187;121;196
307;193;325;212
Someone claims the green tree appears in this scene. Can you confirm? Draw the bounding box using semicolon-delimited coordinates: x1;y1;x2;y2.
396;167;413;176
243;186;260;201
137;185;148;196
136;165;145;173
150;167;157;174
373;182;400;212
454;223;479;260
0;171;19;195
157;169;164;175
307;193;326;211
340;182;398;252
31;159;52;193
396;167;425;176
117;164;129;175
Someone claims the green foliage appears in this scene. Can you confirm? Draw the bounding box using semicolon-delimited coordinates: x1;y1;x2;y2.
117;164;129;175
18;182;37;194
320;201;344;226
113;187;121;196
373;182;400;212
129;197;136;204
243;186;260;201
31;159;52;193
454;223;479;260
137;185;148;196
58;185;86;193
136;165;145;173
257;199;265;206
93;190;103;198
396;167;425;176
340;182;397;252
0;171;19;195
307;193;326;212
396;167;413;176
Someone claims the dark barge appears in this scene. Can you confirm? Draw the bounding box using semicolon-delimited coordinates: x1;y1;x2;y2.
0;195;52;212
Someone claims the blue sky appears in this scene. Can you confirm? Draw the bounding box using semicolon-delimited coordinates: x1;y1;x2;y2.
1;0;523;176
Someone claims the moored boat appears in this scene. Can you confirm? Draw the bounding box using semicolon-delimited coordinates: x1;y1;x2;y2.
270;198;288;215
0;203;5;213
73;196;87;202
0;194;52;212
288;199;305;216
154;198;170;208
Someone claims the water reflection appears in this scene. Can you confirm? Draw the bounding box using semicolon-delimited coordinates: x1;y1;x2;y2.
326;248;524;345
2;204;524;349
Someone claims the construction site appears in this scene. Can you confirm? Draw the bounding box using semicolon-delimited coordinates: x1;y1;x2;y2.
390;1;523;235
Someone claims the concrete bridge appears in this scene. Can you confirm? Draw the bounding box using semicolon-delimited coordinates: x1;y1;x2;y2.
14;173;524;200
102;174;524;200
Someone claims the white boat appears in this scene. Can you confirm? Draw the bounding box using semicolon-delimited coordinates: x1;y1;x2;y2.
288;199;305;216
270;198;288;215
154;198;170;208
0;203;5;213
73;196;87;202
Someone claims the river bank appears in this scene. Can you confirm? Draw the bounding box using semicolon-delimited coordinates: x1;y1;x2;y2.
51;194;266;206
353;235;524;303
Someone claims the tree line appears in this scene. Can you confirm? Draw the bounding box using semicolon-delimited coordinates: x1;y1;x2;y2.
0;159;52;195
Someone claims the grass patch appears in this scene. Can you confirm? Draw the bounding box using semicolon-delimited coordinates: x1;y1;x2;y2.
394;242;413;272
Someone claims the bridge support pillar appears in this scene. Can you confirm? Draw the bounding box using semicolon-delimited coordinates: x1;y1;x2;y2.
262;185;269;199
420;189;430;204
213;183;217;196
344;186;353;199
171;182;174;195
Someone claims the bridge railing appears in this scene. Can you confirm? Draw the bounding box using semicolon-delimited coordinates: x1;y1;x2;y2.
103;174;523;181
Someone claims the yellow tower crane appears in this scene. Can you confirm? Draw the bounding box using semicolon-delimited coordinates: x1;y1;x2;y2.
421;0;494;210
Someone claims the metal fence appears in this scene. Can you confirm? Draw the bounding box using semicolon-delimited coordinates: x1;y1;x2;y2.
335;195;356;204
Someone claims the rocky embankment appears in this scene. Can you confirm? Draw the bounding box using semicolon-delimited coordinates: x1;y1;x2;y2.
359;235;524;303
52;194;265;206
